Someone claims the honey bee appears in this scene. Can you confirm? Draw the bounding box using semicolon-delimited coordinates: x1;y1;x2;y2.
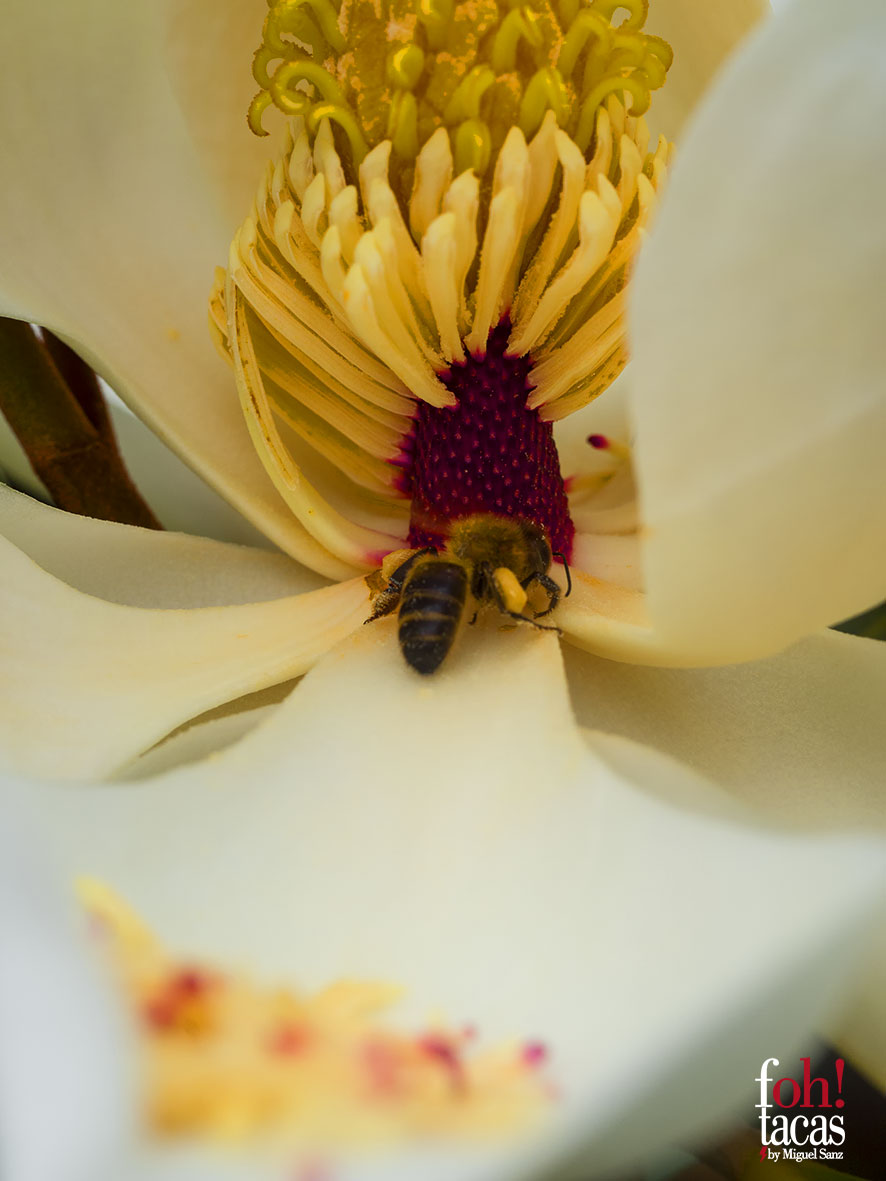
366;514;569;675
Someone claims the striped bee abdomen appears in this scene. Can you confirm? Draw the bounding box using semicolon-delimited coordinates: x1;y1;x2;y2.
398;558;468;676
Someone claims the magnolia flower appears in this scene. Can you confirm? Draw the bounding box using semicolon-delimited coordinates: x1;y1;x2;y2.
1;0;886;1178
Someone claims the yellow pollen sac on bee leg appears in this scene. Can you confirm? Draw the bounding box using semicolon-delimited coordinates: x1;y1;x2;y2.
493;567;529;616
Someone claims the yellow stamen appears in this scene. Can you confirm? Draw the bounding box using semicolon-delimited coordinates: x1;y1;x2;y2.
213;1;673;568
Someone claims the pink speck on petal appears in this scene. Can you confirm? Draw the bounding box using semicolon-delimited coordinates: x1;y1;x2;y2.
363;1039;401;1095
86;913;111;940
269;1024;310;1057
587;434;609;450
291;1160;333;1181
419;1034;466;1092
171;969;210;998
143;997;177;1031
522;1041;549;1068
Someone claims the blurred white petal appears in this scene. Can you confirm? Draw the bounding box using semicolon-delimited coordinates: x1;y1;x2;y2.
630;0;886;663
26;622;886;1179
0;783;133;1181
646;0;770;138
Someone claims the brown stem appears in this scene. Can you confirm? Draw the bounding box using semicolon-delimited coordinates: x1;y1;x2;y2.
42;330;117;446
0;319;162;528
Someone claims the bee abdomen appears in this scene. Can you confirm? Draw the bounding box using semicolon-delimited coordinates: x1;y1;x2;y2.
398;560;468;675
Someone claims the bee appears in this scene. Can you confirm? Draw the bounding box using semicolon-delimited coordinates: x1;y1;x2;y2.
366;514;570;675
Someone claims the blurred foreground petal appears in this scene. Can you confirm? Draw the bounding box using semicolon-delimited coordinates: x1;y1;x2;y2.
0;783;133;1181
28;623;886;1179
646;0;770;138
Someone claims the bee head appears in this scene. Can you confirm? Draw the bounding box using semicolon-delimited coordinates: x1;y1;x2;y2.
519;520;553;574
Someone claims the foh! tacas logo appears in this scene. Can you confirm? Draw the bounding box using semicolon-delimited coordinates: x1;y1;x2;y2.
756;1057;846;1164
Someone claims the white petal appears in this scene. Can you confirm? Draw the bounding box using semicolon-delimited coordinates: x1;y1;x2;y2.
0;415;49;502
565;628;886;832
120;702;281;780
0;484;327;608
163;0;273;230
0;390;274;550
103;400;280;548
556;569;689;666
0;782;133;1181
630;0;886;663
553;369;631;483
28;622;886;1178
647;0;770;138
563;626;886;1086
0;531;367;780
0;3;344;577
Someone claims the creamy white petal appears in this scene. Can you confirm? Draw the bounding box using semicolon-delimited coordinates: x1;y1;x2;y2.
0;782;133;1181
28;622;886;1179
0;484;327;608
1;391;274;550
0;532;367;780
564;628;886;833
120;702;282;781
563;627;886;1087
163;0;272;230
103;401;281;548
555;571;686;666
0;3;346;577
630;0;886;664
646;0;770;138
553;370;632;484
0;417;48;503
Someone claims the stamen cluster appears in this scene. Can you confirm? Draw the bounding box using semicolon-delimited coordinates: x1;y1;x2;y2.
250;0;671;177
210;0;672;573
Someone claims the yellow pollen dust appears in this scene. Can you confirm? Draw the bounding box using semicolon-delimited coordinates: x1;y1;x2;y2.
248;0;671;176
80;879;553;1148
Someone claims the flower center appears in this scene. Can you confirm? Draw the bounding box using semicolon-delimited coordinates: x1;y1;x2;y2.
211;0;673;573
404;319;574;553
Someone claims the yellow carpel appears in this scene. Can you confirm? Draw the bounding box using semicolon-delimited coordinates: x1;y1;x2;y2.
246;0;671;176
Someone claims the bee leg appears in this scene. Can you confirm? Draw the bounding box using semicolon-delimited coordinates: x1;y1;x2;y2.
482;565;561;634
521;571;561;618
366;548;435;623
365;586;401;622
501;609;562;634
467;610;479;626
552;552;572;598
